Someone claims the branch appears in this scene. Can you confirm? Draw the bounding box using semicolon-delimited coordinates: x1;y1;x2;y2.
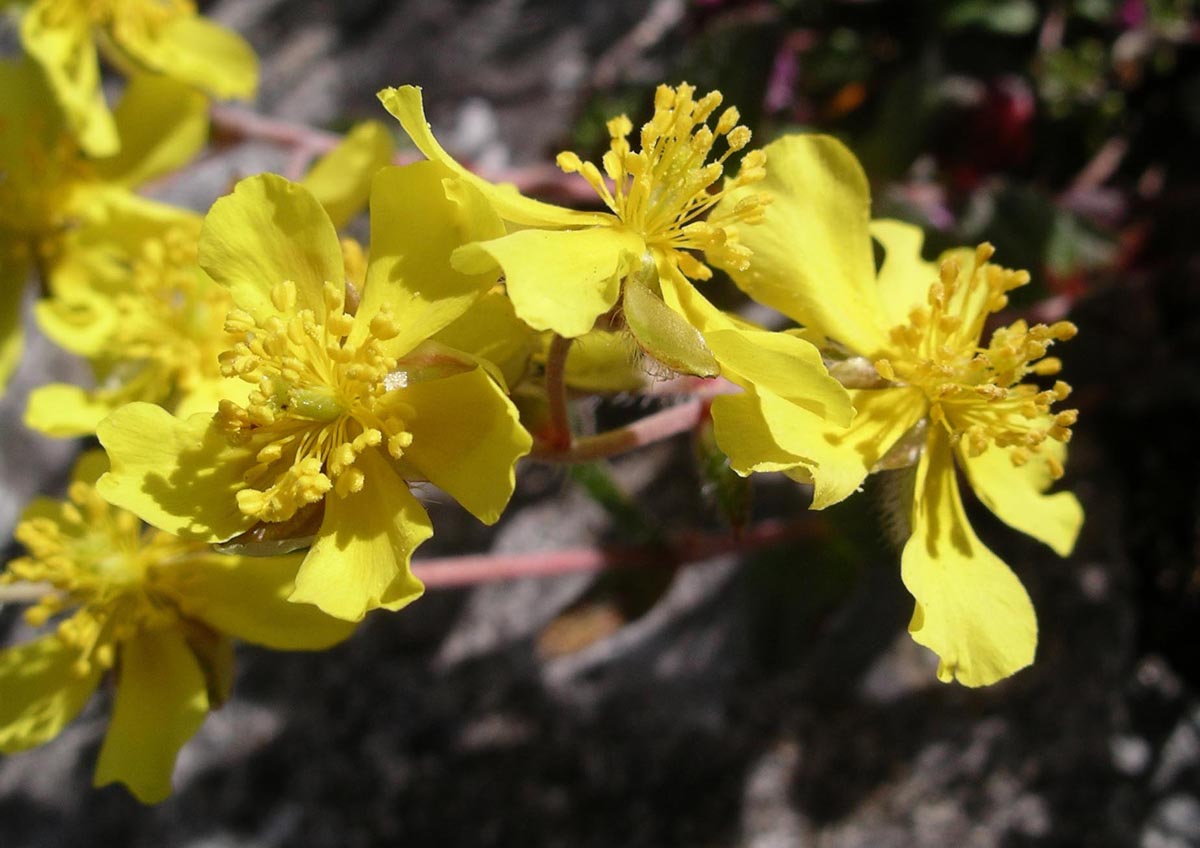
412;515;822;588
529;398;706;463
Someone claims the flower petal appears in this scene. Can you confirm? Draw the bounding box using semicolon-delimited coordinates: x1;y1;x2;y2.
199;174;343;321
19;9;117;156
114;14;257;101
715;134;889;357
399;366;531;524
957;437;1083;557
358;161;505;356
93;628;208;803
301;121;395;231
704;327;853;426
710;391;811;475
870;219;938;329
0;636;101;754
432;291;537;390
377;86;606;228
97;404;256;542
24;383;118;438
93;74;209;190
289;448;429;621
901;428;1038;687
453;227;641;338
173;552;357;650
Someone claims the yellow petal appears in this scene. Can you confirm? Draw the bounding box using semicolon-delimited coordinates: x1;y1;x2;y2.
563;330;646;394
377;85;605;228
0;250;27;395
172;552;357;650
432;291;537;390
24;383;117;438
33;291;117;358
358;161;505;356
715;135;889;357
0;636;101;754
454;227;641;338
957;436;1083;558
93;628;208;803
93;74;209;189
901;428;1037;687
289;448;429;621
20;7;118;157
704;327;853;427
302;121;395;230
870;219;939;329
399;366;531;524
97;404;256;542
199;174;343;321
113;14;257;101
710;391;812;475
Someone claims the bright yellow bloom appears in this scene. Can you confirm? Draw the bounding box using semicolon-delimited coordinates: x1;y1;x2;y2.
380;83;852;439
0;452;353;803
24;121;395;437
98;172;532;621
711;134;1084;687
0;59;208;395
17;0;256;156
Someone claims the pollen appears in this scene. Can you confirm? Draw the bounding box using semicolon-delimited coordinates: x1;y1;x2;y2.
880;244;1079;480
215;281;415;523
555;83;770;280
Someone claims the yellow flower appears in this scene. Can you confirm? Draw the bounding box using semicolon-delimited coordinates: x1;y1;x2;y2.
24;121;395;437
0;451;353;803
97;172;532;621
379;84;766;338
711;134;1084;686
18;0;256;156
0;59;208;395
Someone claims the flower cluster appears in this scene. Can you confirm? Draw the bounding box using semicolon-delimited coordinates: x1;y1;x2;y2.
0;7;1084;801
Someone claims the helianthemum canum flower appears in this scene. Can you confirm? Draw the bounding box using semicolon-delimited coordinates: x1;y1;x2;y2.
98;172;532;621
709;134;1084;687
0;452;354;803
0;58;209;395
379;85;768;352
16;0;257;156
23;120;395;437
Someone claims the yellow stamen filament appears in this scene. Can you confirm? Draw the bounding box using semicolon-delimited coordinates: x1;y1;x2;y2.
880;243;1079;479
555;83;770;279
216;281;414;523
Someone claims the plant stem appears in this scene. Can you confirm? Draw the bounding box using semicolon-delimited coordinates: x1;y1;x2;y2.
542;334;574;451
413;516;821;588
529;398;706;463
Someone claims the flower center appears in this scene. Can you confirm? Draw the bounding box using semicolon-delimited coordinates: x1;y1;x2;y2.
2;479;196;676
554;83;769;280
874;244;1079;479
216;280;415;523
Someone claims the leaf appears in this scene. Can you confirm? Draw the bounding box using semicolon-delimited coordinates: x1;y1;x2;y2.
623;270;719;378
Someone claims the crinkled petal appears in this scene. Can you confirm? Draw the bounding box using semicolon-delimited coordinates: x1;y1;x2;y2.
174;552;357;650
93;628;208;803
704;327;852;426
113;14;257;100
93;74;209;189
715;135;889;357
20;6;117;157
870;219;939;329
24;383;118;438
957;436;1083;558
432;291;537;390
454;227;641;338
0;636;101;754
399;366;531;524
97;404;256;542
199;174;343;321
377;86;606;228
289;448;429;621
302;121;395;230
901;428;1038;687
358;161;505;356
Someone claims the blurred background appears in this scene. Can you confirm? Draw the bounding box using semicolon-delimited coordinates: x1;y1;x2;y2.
2;0;1199;845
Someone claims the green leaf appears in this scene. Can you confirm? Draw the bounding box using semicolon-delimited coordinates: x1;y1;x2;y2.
623;270;720;378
